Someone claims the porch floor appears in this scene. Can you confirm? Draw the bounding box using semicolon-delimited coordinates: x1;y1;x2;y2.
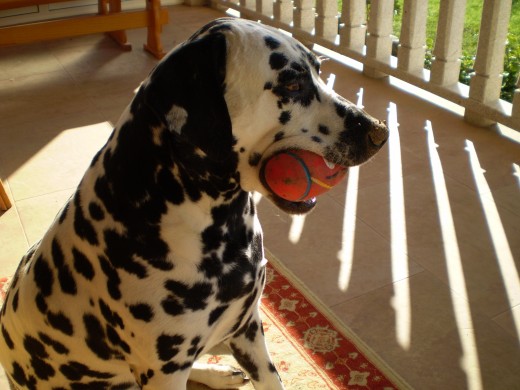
1;5;520;389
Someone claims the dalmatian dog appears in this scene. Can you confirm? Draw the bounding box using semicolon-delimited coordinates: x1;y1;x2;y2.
0;17;388;389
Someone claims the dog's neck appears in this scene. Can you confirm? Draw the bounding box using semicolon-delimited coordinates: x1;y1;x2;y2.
86;104;244;226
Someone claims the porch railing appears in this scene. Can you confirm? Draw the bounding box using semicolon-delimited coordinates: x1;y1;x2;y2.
209;0;519;132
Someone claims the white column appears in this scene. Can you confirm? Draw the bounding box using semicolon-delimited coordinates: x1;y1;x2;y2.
465;0;512;127
315;0;338;41
273;0;293;23
294;0;314;32
397;0;427;76
339;0;366;53
429;0;467;86
364;0;395;78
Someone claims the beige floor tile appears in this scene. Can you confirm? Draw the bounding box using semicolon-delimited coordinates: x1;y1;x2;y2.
4;122;112;201
493;305;520;339
348;172;520;318
259;194;424;307
0;181;28;275
16;189;74;246
332;272;520;390
0;43;65;79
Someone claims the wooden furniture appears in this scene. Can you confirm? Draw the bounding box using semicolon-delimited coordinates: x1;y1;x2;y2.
0;180;11;211
0;0;168;58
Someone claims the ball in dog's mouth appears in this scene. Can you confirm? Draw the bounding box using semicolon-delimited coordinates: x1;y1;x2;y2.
260;149;348;214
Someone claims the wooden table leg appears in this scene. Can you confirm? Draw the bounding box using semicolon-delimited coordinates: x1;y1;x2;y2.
143;0;166;59
0;179;12;211
99;0;132;51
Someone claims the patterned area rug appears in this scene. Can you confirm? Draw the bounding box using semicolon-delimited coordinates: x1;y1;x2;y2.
0;251;409;389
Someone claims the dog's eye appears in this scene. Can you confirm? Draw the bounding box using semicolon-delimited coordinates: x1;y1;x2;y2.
285;83;300;92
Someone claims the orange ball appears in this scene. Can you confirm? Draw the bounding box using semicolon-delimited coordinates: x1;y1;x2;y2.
263;150;347;201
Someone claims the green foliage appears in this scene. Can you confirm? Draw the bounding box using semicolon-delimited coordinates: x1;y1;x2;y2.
501;33;520;102
387;0;519;102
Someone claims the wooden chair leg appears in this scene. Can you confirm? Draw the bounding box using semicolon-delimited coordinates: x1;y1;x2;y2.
0;179;12;211
143;0;165;59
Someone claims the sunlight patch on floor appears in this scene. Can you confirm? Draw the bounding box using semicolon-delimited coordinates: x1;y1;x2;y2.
426;120;483;390
337;87;363;292
388;102;411;351
466;140;520;345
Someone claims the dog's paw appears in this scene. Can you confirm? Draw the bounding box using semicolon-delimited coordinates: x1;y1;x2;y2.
190;362;249;389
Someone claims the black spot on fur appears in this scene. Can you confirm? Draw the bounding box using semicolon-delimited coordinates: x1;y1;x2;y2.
34;255;54;297
264;82;273;90
83;314;112;360
72;247;95;280
301;128;309;133
2;326;14;349
244;321;259;342
11;361;32;389
98;255;121;300
99;299;125;329
24;335;48;358
60;361;115;381
129;303;154;322
274;131;285;142
187;336;202;356
318;125;330;135
31;356;55;380
38;332;69;355
311;135;322;143
248;152;262;167
278;111;291;125
47;311;73;336
230;343;259;381
208;305;228;326
73;193;98;245
36;293;48;314
290;62;305;72
161;361;180;374
264;36;281;50
12;290;18;312
335;101;347;118
106;324;130;354
52;239;77;295
58;203;70;224
161;296;185;316
88;202;104;221
269;52;288;70
164;280;213;311
104;229;147;278
156;334;185;361
198;254;223;279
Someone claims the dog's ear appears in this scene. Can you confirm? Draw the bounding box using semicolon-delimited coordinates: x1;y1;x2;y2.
143;32;232;161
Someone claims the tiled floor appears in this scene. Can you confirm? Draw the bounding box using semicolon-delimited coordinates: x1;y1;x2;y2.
1;5;520;389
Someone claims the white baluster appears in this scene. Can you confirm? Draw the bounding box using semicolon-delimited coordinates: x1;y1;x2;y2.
364;0;395;78
339;0;366;54
294;0;314;32
256;0;273;18
430;0;467;86
465;0;512;127
273;0;293;23
397;0;427;76
315;0;338;41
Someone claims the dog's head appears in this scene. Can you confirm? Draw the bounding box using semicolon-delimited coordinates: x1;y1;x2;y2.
140;18;388;214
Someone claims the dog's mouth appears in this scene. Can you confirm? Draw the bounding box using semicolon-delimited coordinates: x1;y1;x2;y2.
259;152;347;215
267;195;319;214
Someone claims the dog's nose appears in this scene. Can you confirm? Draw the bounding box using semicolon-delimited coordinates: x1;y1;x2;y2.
368;119;389;147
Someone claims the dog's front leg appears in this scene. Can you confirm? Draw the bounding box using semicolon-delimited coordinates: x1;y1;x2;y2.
226;309;285;390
